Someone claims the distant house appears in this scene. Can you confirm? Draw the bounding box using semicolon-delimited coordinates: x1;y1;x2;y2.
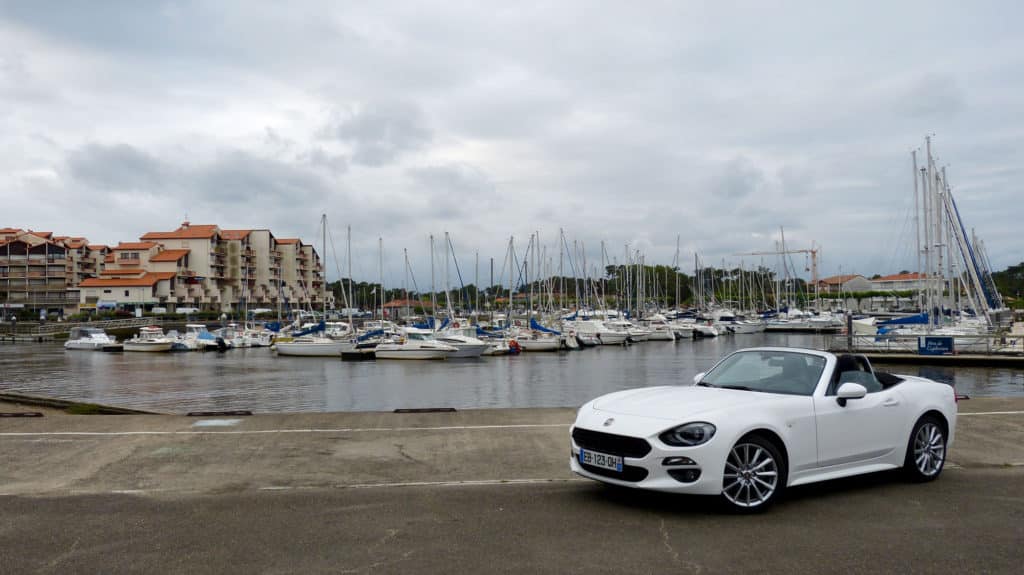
817;274;872;293
871;272;928;292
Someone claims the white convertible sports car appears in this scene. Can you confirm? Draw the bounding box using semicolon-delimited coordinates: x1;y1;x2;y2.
570;347;957;511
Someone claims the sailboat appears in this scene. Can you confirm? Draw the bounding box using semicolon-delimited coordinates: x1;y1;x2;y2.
275;214;344;357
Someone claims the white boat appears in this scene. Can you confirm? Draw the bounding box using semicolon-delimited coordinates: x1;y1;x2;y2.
374;331;457;360
669;323;695;339
481;339;511;356
123;326;174;352
572;320;629;345
434;327;489;358
638;315;677;341
275;335;345;357
692;323;719;338
64;327;117;351
185;324;225;351
513;330;562;352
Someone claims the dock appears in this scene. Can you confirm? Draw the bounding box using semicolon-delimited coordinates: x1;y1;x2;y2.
2;397;1023;573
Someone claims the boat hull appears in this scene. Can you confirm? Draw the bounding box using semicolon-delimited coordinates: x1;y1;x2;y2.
275;341;344;357
374;348;450;359
123;341;173;352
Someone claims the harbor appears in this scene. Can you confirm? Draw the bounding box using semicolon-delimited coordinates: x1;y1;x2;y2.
3;332;1022;415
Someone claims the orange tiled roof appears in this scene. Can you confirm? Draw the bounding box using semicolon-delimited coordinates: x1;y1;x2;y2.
80;272;175;287
874;272;925;282
819;274;862;285
87;244;108;251
104;253;115;263
0;227;24;234
220;229;251;240
276;238;300;245
100;269;146;276
27;231;53;239
150;249;190;262
113;242;159;250
64;238;88;249
141;223;219;240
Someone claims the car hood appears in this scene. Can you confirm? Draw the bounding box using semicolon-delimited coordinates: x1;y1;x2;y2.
590;386;772;421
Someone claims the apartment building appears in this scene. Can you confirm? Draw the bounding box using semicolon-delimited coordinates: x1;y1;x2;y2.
0;228;107;316
84;222;330;313
78;242;178;309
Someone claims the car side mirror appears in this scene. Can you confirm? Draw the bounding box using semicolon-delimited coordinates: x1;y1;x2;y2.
836;382;867;407
693;372;706;385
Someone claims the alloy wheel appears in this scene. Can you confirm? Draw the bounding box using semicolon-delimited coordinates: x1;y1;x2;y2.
722;442;779;508
913;423;945;477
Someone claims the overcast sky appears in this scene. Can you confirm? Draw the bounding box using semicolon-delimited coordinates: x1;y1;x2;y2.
2;1;1021;288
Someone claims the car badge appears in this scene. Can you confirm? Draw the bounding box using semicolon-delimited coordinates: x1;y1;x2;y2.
603;418;615;427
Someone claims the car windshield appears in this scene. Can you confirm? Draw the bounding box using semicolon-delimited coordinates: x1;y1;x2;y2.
700;350;826;396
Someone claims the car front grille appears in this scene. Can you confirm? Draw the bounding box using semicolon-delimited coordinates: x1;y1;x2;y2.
572;427;652;458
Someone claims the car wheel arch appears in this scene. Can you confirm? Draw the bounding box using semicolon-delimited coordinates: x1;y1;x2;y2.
910;410;949;443
735;428;789;480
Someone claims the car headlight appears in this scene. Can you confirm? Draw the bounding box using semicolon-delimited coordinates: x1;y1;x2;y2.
659;422;716;446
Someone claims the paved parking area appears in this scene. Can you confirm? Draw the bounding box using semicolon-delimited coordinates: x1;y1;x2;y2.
1;398;1022;573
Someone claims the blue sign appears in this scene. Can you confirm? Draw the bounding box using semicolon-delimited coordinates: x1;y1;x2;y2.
918;336;954;356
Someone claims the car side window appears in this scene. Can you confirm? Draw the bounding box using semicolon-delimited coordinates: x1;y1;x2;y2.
837;371;883;393
830;354;883;394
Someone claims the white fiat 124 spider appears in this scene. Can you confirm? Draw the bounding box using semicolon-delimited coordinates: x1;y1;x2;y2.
570;347;957;511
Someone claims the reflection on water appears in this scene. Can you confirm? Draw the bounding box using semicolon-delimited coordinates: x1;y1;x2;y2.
1;333;1021;413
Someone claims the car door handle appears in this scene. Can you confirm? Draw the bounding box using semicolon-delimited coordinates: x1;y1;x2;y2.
883;398;900;407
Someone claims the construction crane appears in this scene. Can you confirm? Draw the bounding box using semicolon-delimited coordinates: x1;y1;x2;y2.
734;229;822;310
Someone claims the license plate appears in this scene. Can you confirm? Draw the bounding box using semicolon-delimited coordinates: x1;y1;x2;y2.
579;448;622;472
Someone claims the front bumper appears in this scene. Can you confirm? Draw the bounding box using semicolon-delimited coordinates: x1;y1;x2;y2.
569;426;728;495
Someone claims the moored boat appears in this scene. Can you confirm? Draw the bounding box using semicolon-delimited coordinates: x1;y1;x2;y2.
123;326;174;352
64;327;117;351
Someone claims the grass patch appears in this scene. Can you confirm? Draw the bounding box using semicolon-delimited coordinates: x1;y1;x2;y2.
64;403;110;415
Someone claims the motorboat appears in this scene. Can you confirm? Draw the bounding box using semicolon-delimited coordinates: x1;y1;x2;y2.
512;330;561;352
434;326;489;358
374;331;457;360
185;324;226;351
275;335;344;357
123;326;174;352
64;327;117;351
638;315;677;341
571;320;629;345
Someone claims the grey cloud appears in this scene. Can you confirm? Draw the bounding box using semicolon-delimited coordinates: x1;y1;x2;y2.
301;147;349;175
406;164;494;217
321;102;431;167
192;150;333;205
65;143;172;191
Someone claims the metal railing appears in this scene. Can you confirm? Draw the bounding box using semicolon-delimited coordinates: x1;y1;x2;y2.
5;317;166;337
826;332;1024;355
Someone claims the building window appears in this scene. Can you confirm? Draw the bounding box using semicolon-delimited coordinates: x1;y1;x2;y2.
103;289;112;294
125;290;129;297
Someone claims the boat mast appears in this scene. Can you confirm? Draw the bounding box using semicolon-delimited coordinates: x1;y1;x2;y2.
430;235;436;324
321;214;327;319
347;226;353;328
378;237;383;322
912;150;922;312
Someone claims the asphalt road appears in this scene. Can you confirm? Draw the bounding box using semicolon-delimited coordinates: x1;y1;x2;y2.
1;398;1023;573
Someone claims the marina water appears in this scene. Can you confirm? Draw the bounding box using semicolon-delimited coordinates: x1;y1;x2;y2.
2;334;1022;414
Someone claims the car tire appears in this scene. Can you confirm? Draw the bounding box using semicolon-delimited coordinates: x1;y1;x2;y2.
903;415;947;482
720;435;786;513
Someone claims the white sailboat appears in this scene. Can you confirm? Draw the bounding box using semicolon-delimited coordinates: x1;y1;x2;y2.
274;214;342;358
